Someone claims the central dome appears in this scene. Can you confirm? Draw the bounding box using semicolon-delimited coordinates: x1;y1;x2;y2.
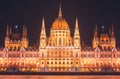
52;18;69;30
51;4;69;30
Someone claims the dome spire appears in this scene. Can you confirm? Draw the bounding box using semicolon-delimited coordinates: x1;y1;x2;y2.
58;3;62;18
75;17;78;28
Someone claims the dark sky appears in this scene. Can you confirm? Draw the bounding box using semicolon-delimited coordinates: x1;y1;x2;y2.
0;0;120;47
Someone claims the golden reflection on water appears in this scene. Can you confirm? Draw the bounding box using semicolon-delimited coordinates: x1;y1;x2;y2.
0;75;119;79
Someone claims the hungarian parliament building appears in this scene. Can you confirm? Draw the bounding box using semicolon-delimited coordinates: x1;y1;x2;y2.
0;5;119;72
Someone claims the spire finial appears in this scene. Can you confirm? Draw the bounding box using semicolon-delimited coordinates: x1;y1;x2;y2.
40;17;46;36
10;27;12;35
42;17;45;28
94;24;98;37
23;24;26;37
6;24;9;37
58;3;62;18
75;17;78;28
23;24;27;37
111;24;114;36
25;26;27;37
74;17;80;36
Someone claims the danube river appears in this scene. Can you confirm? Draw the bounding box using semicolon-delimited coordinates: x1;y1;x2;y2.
0;75;120;79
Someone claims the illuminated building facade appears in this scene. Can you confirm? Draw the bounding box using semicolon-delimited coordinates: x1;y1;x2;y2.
39;5;81;72
0;5;120;72
92;26;116;50
5;25;28;50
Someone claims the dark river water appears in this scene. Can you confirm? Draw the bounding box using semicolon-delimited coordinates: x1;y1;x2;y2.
0;75;120;79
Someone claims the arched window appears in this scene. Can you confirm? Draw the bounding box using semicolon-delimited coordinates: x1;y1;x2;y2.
76;53;78;57
76;62;78;64
59;38;61;45
42;53;44;57
51;62;53;64
42;62;44;64
55;62;57;64
14;46;17;51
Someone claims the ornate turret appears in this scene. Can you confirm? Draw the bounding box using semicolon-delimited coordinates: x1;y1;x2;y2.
5;25;10;48
94;25;98;37
23;24;27;38
110;25;116;48
111;25;114;37
92;25;116;49
22;24;28;48
9;27;12;36
92;25;99;48
39;17;47;49
73;17;81;49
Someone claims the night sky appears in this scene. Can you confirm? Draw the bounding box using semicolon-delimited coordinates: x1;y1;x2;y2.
0;0;120;47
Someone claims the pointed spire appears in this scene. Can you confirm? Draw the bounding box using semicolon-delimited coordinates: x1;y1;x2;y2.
74;17;81;49
111;24;114;36
6;25;9;37
40;17;46;38
42;17;45;29
23;24;27;37
58;3;62;18
39;17;46;49
23;24;25;37
74;17;80;37
25;26;27;37
10;27;12;35
94;24;98;37
75;17;79;28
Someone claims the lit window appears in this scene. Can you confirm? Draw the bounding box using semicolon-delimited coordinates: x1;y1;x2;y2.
76;62;78;64
42;53;44;57
42;62;44;64
76;53;78;57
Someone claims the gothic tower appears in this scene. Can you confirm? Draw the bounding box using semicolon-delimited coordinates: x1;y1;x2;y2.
73;17;81;50
92;25;99;48
110;25;116;48
22;25;28;48
39;17;47;49
5;25;10;48
5;25;29;50
39;17;47;59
